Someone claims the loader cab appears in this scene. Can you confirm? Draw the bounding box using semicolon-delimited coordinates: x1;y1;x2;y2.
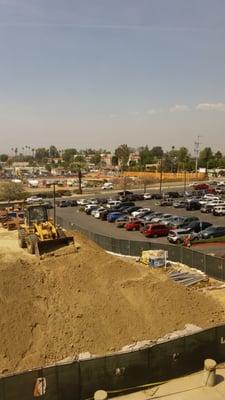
25;204;48;226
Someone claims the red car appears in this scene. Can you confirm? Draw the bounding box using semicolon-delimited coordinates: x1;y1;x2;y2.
143;223;170;238
125;220;141;231
193;183;209;190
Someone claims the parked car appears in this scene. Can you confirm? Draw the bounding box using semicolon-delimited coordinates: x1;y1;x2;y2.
164;191;180;198
143;223;170;238
151;213;172;223
107;200;121;209
200;204;215;213
115;215;130;227
167;229;191;244
77;198;89;206
123;206;142;215
187;221;212;233
173;200;187;208
116;201;135;209
143;193;152;200
199;226;225;239
69;199;78;207
107;211;124;222
57;200;69;207
125;219;142;231
186;200;201;211
151;193;163;199
159;199;173;206
132;208;152;218
140;212;163;223
213;206;225;216
85;204;98;215
193;183;209;190
129;193;145;201
91;207;106;217
180;216;199;228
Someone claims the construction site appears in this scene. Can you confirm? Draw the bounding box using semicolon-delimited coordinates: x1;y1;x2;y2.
1;199;225;399
1;220;225;369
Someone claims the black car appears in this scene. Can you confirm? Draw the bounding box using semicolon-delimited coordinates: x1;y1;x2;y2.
69;199;78;207
164;191;181;198
199;226;225;239
151;193;163;199
187;221;212;233
186;200;201;211
180;216;199;228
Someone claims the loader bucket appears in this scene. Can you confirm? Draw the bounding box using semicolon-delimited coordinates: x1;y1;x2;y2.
35;236;75;256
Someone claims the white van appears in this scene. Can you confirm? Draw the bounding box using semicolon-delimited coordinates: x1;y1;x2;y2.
213;206;225;216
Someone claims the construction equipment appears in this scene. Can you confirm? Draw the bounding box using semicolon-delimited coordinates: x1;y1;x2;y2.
18;203;74;256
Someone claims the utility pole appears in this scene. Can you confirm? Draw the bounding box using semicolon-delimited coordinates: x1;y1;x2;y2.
78;167;82;195
183;162;187;197
159;157;163;195
53;183;56;225
194;135;201;174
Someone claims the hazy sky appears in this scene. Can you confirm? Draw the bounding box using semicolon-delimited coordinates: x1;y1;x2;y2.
1;0;225;153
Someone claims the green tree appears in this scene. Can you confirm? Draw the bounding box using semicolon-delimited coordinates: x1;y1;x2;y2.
139;146;154;168
49;145;59;158
150;146;164;159
0;154;9;162
74;155;86;163
115;144;130;169
90;153;101;166
198;147;214;169
35;148;49;163
62;148;77;164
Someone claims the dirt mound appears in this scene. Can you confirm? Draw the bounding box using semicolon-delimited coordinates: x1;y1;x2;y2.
0;230;225;374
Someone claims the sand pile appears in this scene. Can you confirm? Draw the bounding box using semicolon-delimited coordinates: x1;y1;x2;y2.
0;230;224;374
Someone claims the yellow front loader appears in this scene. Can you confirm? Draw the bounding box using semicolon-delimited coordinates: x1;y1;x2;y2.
18;204;74;256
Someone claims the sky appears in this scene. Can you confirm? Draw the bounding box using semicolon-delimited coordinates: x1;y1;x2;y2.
0;0;225;153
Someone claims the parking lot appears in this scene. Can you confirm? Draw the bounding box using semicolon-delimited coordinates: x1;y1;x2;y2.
55;195;225;254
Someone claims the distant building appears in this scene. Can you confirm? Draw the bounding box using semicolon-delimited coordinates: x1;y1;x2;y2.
100;153;113;168
129;152;140;164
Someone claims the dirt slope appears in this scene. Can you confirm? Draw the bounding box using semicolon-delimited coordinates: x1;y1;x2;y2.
0;229;224;374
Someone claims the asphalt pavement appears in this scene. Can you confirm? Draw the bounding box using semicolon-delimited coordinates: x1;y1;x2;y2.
55;197;225;247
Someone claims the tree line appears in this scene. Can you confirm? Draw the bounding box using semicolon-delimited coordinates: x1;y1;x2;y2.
0;144;225;172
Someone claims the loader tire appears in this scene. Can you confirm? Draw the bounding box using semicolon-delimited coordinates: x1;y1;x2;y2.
18;229;27;248
26;234;38;255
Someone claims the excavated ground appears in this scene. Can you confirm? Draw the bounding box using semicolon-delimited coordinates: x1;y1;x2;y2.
0;228;225;375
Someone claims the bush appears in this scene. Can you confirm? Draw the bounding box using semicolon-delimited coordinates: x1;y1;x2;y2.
0;182;28;201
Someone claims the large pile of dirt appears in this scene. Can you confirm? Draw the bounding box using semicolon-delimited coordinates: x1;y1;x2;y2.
0;230;224;374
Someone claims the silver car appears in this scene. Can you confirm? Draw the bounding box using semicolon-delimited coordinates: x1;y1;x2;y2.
167;229;190;244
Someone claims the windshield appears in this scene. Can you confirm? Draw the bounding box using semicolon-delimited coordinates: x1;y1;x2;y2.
28;206;47;222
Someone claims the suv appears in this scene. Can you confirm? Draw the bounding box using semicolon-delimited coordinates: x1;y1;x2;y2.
213;206;225;216
143;223;170;238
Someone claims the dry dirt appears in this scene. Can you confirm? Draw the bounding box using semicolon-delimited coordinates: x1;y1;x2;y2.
0;228;225;375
